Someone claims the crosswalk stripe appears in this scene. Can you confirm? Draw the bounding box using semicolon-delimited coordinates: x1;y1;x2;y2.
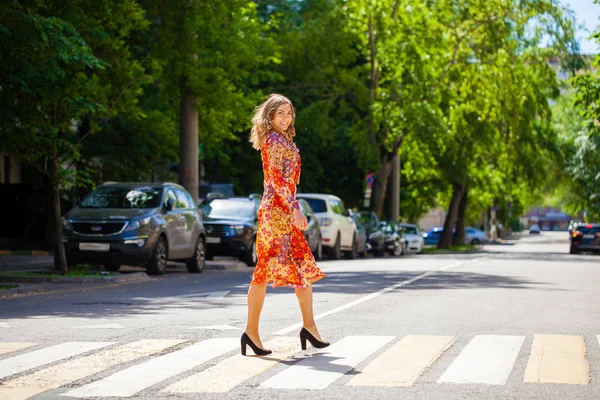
437;335;524;385
163;337;298;393
60;338;238;398
0;343;38;356
348;335;455;387
0;340;186;400
524;334;589;384
260;336;395;390
0;342;113;380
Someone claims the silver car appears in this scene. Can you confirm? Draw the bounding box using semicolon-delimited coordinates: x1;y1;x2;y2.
399;223;424;254
63;182;206;275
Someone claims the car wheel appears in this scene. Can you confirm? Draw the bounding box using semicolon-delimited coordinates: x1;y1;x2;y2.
103;264;121;272
345;236;358;259
328;233;342;260
314;238;323;261
147;236;168;275
471;238;480;245
186;237;206;273
243;238;257;267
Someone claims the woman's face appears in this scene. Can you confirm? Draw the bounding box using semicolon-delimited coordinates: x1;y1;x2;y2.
272;103;293;132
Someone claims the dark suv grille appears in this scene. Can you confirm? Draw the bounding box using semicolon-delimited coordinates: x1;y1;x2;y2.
72;222;126;235
204;224;227;237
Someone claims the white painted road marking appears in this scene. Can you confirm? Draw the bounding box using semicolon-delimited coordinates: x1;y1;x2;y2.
437;335;525;385
0;340;185;400
260;336;395;390
0;342;113;380
348;335;456;387
186;325;240;330
0;323;10;328
163;337;298;393
60;338;238;398
273;259;482;335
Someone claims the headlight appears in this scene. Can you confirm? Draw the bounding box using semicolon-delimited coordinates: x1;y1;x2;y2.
227;225;246;236
62;218;72;231
126;217;151;230
319;218;333;226
369;232;379;239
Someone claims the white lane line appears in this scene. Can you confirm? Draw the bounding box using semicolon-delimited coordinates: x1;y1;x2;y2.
273;259;481;335
437;335;525;385
0;342;114;380
0;323;10;328
74;324;123;329
60;338;238;398
0;340;186;400
260;336;395;390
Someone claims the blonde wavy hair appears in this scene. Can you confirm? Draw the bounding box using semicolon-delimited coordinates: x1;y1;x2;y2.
250;93;296;150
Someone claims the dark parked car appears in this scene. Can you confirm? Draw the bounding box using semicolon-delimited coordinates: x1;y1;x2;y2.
199;183;234;203
570;223;600;254
200;196;259;266
381;221;407;256
62;182;206;275
353;211;385;257
299;199;323;260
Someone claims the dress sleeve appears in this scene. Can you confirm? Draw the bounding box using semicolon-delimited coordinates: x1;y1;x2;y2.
265;136;300;212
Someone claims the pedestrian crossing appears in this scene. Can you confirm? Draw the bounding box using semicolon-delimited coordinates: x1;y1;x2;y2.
0;333;597;399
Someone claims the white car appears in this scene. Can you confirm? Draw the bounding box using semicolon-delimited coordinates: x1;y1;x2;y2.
399;223;424;254
296;193;358;260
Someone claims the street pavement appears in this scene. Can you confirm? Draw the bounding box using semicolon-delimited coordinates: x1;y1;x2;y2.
0;231;598;399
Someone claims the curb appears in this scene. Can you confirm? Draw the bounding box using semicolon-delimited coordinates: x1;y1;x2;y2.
0;284;46;298
205;262;250;271
0;250;52;256
0;272;149;284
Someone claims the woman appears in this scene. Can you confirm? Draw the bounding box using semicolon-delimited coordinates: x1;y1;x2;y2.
241;93;329;356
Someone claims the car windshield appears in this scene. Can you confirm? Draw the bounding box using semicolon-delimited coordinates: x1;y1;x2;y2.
355;213;375;227
79;186;162;209
300;198;327;213
402;226;418;234
200;199;255;220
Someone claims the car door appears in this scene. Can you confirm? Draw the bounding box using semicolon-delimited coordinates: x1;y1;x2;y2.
175;189;196;257
163;189;184;256
333;199;355;247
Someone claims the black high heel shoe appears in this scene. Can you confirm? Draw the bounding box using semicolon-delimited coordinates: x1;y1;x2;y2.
241;333;272;356
300;327;330;350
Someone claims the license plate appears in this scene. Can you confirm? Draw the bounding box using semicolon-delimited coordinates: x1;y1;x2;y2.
206;237;221;244
79;242;110;252
584;234;594;239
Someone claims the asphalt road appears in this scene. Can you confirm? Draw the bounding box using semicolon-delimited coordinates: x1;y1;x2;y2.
0;232;598;400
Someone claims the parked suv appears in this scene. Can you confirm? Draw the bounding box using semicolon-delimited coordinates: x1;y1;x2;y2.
200;196;259;266
62;182;206;275
296;193;358;260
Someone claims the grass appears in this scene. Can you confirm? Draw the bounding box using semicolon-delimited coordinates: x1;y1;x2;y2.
422;244;479;253
0;285;19;290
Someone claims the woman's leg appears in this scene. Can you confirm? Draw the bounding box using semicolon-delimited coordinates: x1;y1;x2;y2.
295;285;324;341
245;283;268;348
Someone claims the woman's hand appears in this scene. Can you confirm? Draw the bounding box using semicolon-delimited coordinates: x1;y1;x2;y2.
293;208;308;230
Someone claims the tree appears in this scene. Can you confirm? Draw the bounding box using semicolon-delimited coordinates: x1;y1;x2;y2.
0;1;149;272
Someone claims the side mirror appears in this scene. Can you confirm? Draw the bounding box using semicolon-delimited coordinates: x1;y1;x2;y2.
165;198;175;211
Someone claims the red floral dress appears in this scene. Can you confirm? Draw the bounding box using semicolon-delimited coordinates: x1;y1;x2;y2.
251;131;325;288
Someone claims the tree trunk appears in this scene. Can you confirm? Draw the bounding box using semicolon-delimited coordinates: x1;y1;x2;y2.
453;185;468;246
373;158;394;219
51;137;67;274
390;154;400;222
179;81;199;204
438;183;465;249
